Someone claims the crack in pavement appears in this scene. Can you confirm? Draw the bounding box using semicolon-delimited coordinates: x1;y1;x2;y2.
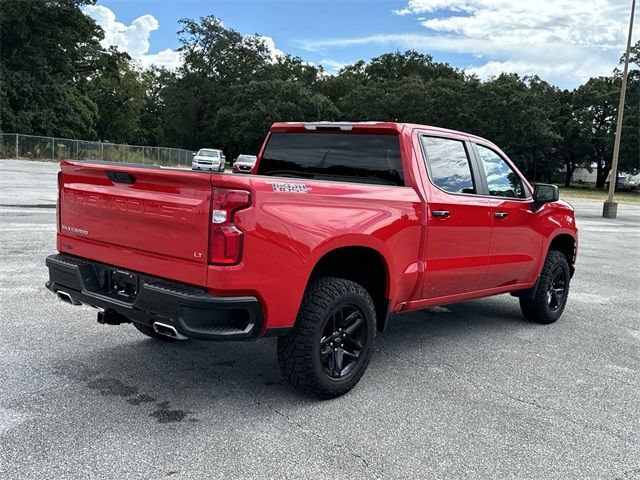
256;399;380;477
615;466;640;480
175;360;381;476
374;346;634;444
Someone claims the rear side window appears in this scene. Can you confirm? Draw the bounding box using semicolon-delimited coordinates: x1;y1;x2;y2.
421;136;476;194
476;145;528;199
258;133;404;186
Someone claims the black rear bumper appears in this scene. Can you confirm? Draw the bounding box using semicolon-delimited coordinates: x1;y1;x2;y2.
45;254;264;341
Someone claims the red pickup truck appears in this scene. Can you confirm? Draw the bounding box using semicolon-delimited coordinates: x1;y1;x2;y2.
46;122;577;398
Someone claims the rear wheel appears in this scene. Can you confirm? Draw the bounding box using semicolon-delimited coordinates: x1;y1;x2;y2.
133;322;182;342
277;277;375;398
519;250;570;324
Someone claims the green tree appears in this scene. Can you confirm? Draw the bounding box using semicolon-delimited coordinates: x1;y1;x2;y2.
471;74;559;180
213;80;339;158
162;15;333;155
0;0;102;137
89;49;145;143
0;5;635;185
618;41;639;175
134;67;175;146
574;77;619;188
552;90;593;186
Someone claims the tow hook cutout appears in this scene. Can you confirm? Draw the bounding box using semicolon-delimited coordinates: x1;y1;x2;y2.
97;309;131;325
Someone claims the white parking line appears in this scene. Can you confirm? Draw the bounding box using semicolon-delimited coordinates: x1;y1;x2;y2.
0;209;55;214
1;225;55;231
584;228;640;234
579;221;626;227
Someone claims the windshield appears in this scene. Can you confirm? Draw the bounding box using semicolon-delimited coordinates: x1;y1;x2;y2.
237;155;256;163
198;149;221;158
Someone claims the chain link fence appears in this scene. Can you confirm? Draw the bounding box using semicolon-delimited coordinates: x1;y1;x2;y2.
0;133;196;167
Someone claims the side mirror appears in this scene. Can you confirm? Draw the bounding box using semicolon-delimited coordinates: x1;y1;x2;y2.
192;152;196;156
533;183;559;210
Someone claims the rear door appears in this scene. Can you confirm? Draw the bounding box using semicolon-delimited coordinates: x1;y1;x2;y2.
58;161;213;286
471;143;543;287
418;135;493;299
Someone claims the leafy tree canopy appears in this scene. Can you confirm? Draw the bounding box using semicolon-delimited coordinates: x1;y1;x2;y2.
1;7;638;185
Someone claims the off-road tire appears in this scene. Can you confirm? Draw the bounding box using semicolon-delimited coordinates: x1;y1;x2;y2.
277;277;376;399
519;250;570;324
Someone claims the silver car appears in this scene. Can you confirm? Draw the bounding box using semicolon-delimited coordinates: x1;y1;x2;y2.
192;148;225;172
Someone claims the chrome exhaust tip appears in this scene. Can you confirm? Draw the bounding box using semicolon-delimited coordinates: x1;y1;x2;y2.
152;322;188;340
56;290;80;305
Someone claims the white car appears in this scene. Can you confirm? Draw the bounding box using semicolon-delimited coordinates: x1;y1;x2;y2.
192;148;225;172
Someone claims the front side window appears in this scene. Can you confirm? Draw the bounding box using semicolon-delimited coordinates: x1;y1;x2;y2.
421;136;476;194
476;145;527;199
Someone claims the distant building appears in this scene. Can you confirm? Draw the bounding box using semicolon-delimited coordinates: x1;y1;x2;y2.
556;162;598;184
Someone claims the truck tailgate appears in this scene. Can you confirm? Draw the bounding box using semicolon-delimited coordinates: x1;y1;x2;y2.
57;161;212;286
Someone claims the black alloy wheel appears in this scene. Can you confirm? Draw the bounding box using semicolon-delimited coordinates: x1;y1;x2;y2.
319;304;368;379
547;265;567;311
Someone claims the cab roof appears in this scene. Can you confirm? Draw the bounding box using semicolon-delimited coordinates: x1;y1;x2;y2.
269;121;491;144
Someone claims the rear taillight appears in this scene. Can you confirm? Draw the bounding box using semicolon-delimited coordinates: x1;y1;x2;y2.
57;171;62;232
209;188;251;265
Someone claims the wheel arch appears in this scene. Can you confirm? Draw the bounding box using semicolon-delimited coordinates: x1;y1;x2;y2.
547;233;577;277
308;245;391;332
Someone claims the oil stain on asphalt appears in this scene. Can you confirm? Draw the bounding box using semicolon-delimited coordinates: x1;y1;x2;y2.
55;364;194;424
86;378;138;397
150;401;190;423
127;394;157;405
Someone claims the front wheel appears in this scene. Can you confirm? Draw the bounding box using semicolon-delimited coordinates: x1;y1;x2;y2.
277;277;376;398
519;250;570;324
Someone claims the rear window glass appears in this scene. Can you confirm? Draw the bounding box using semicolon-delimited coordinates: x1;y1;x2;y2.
258;133;404;186
421;136;476;194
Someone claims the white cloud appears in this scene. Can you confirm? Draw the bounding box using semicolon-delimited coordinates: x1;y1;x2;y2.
137;48;183;70
251;35;285;62
85;6;286;70
320;59;347;74
393;8;414;16
84;5;182;70
304;0;638;87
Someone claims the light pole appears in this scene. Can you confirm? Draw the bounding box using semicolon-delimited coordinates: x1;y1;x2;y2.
603;0;637;218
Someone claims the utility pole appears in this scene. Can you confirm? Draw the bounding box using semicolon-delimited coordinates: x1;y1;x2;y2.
603;0;636;218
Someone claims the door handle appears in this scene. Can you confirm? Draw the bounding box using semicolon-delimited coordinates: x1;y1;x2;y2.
494;212;509;219
432;210;451;218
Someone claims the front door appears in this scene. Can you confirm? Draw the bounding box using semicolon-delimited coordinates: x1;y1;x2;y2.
473;143;544;288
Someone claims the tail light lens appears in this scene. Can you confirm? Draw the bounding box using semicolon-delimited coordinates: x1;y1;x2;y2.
57;171;62;232
209;188;251;265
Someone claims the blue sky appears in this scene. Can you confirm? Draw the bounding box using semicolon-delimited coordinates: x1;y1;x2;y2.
86;0;638;89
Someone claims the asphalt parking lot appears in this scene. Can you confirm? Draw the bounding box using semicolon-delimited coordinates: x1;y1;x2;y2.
1;159;639;479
